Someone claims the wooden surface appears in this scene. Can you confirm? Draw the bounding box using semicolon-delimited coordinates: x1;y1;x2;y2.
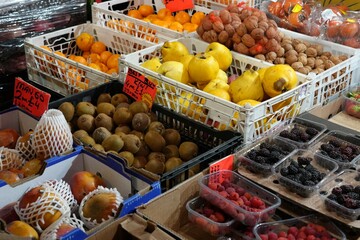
237;166;360;229
329;112;360;133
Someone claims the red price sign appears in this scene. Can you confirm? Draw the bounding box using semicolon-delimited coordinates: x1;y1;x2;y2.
164;0;194;12
13;77;51;118
210;154;234;173
123;68;157;108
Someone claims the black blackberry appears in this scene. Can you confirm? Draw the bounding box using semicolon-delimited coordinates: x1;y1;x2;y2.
268;145;282;152
354;186;360;194
305;127;318;136
290;127;302;136
280;130;292;139
345;192;360;200
289;133;299;141
321;144;334;153
356;200;360;208
305;164;315;172
331;187;342;196
341;146;353;157
340;155;350;162
246;149;257;160
328;150;342;160
320;150;328;156
280;167;289;176
303;180;316;186
300;132;310;142
258;148;271;157
310;171;322;182
301;170;313;181
255;155;267;164
290;160;299;167
288;164;299;174
297;156;312;166
259;142;272;149
336;194;347;204
344;198;358;209
328;193;337;201
269;151;282;162
329;139;342;148
340;184;354;194
350;145;360;156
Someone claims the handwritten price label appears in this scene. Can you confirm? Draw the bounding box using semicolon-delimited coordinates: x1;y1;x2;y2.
163;0;194;12
13;78;51;118
209;154;234;184
123;68;157;108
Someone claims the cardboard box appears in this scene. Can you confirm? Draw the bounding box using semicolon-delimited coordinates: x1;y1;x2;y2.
86;213;176;240
0;107;38;137
0;147;161;239
136;170;223;240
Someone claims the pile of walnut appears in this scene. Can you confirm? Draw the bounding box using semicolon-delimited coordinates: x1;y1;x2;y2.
196;4;283;56
254;34;349;75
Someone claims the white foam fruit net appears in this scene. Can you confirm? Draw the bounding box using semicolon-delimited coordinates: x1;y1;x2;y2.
78;186;123;229
0;147;25;171
40;214;85;240
14;184;71;232
32;109;73;160
43;179;78;213
15;132;36;161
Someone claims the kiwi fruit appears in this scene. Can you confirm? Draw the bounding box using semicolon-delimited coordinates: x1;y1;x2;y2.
116;102;130;109
147;121;165;135
147;112;158;122
79;135;96;146
92;127;112;144
122;134;141;154
147;152;166;163
113;107;133;125
132;156;147;168
111;93;129;107
129;130;144;141
162;129;181;146
128;101;149;115
118;151;134;166
165;157;183;172
135;141;150;157
144;130;166;152
95;113;114;132
96;102;115;117
76;102;96;116
115;125;131;134
73;129;88;140
162;145;180;159
145;159;165;174
77;114;95;133
101;134;124;152
58;102;75;122
114;131;127;139
93;144;105;152
179;141;198;161
132;113;151;132
190;164;200;174
97;93;111;104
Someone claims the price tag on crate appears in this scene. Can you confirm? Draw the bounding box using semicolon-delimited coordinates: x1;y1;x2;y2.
209;154;234;184
123;68;157;109
13;77;50;118
163;0;194;12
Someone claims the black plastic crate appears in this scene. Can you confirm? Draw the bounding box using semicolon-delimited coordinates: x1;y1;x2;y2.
49;81;243;192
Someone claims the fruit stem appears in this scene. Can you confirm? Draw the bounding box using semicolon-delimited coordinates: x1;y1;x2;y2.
273;78;286;91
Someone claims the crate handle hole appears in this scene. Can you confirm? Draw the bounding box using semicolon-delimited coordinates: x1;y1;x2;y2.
273;180;279;184
334;178;343;183
319;190;327;195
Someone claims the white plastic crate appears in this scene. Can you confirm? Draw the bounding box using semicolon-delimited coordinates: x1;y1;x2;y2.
24;23;154;96
92;0;212;44
120;37;312;143
278;29;360;108
193;0;251;10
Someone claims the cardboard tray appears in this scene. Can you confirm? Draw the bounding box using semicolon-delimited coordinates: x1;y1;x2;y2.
49;81;243;192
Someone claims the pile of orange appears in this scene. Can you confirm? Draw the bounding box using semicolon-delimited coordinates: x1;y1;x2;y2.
36;32;119;90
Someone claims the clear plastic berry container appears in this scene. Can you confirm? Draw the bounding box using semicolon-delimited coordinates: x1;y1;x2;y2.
253;214;346;240
318;169;360;221
312;130;360;171
272;149;339;198
342;84;360;119
186;196;235;237
275;118;327;149
198;170;281;226
235;135;297;177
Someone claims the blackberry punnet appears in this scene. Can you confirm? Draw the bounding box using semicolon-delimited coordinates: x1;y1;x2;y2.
331;187;342;196
329;139;342;148
305;127;319;136
280;168;289;176
280;130;292;139
258;148;271;157
303;180;316;186
345;192;360;200
297;156;312;166
341;146;353;157
328;150;342;160
340;184;354;194
259;142;272;150
321;144;334;153
290;127;302;137
246;149;257;160
288;165;299;175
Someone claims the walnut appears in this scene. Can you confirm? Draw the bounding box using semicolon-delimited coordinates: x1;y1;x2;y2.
305;47;317;57
265;27;277;39
236;23;247;37
306;57;315;68
251;28;265;40
274;57;285;64
304;65;313;71
255;54;266;61
324;60;335;70
295;43;307;53
303;41;311;48
292;39;303;46
265;39;281;52
291;62;304;71
285;55;298;65
298;55;307;65
266;51;277;61
298;67;310;74
233;42;249;55
320;55;328;61
213;21;225;33
285;49;298;58
242;34;256;48
329;56;341;65
224;24;235;37
282;36;292;43
339;55;348;61
258;21;269;31
244;17;258;32
266;59;274;64
314;59;324;68
276;47;285;57
283;43;293;51
322;51;332;58
311;44;323;55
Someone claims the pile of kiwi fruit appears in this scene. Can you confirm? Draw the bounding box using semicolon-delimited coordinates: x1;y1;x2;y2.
57;92;199;175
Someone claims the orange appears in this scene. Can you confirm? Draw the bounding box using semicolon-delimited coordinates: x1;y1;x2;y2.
138;5;154;17
76;81;88;90
146;14;159;22
163;15;175;22
106;19;120;30
90;41;106;54
119;20;135;35
68;54;76;60
53;51;66;70
88;63;102;71
98;63;109;72
35;46;53;64
106;54;120;69
183;22;198;32
88;53;101;64
174;11;191;25
82;51;90;59
157;8;172;20
100;51;112;64
169;22;184;32
191;12;205;25
106;68;118;75
152;19;170;28
66;69;82;85
73;56;87;66
76;32;94;52
128;9;143;19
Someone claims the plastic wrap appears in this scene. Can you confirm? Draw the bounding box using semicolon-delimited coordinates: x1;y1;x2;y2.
0;0;87;75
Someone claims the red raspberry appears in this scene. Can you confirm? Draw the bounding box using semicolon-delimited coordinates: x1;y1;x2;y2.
208;182;219;191
250;196;264;208
287;226;298;236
